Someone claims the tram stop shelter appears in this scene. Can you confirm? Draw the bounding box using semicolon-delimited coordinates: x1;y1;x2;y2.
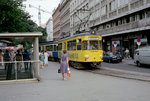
0;32;42;84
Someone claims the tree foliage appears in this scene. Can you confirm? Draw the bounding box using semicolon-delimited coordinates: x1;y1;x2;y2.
0;0;47;48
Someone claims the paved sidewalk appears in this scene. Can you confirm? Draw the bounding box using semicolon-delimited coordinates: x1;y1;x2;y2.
1;61;150;101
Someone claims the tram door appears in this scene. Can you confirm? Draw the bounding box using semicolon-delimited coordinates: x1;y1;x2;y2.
64;42;67;50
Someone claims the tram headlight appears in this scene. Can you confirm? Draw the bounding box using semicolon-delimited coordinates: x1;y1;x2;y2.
85;55;89;59
100;55;103;58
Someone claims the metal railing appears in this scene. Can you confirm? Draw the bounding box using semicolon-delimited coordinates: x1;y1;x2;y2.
0;60;39;81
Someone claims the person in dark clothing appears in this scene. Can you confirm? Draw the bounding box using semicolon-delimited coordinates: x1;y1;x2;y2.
15;50;23;72
4;50;12;80
23;50;31;71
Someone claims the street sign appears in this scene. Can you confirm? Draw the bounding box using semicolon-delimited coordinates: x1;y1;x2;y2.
137;38;141;46
137;42;141;46
113;41;117;47
114;44;117;47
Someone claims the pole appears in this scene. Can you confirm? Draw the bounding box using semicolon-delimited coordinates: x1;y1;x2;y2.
33;37;40;81
38;5;41;26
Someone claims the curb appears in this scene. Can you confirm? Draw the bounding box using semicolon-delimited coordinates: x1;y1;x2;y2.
0;78;38;85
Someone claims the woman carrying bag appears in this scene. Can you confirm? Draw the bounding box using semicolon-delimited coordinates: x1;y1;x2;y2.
60;50;70;80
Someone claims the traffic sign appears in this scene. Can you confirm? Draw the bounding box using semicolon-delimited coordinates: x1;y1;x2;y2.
113;41;117;47
137;38;141;42
137;38;141;46
114;44;117;47
137;42;141;46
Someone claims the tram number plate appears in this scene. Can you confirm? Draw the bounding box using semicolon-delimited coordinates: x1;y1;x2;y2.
88;37;99;40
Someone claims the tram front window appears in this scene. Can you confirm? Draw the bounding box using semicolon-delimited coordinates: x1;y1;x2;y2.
89;41;99;50
82;41;88;50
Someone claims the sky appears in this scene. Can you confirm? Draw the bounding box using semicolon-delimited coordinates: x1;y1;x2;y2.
23;0;60;26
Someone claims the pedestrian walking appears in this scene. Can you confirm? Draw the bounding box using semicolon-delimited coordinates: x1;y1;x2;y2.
23;50;31;71
0;49;4;66
40;50;45;68
125;48;129;59
16;50;23;72
60;50;69;80
44;50;48;66
3;50;12;80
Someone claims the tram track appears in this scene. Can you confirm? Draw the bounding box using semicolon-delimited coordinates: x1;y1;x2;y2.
74;65;150;82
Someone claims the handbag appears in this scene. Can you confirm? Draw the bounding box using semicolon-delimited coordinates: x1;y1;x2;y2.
58;69;61;73
67;68;71;77
40;61;43;66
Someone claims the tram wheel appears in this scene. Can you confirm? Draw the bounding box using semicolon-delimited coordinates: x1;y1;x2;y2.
90;63;97;68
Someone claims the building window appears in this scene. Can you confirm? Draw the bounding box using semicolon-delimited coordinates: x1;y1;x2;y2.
115;20;118;26
101;6;107;15
126;17;130;23
103;24;106;29
146;10;150;18
139;12;145;20
109;0;116;11
118;0;129;7
118;19;122;25
131;15;136;22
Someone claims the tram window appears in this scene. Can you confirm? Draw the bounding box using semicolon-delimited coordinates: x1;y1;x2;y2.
54;45;57;51
89;41;98;50
46;46;50;51
67;41;72;50
67;40;76;50
64;43;66;50
58;43;62;50
82;41;88;50
72;40;76;50
99;41;102;49
49;45;53;51
77;45;81;50
77;39;82;50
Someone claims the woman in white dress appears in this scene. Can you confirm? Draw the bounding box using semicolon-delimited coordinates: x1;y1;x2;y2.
44;51;48;66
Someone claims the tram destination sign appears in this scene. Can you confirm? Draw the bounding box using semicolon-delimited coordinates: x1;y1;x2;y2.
88;37;99;40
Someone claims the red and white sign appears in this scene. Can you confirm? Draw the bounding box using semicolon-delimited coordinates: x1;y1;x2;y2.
16;45;23;50
137;38;141;46
112;41;119;47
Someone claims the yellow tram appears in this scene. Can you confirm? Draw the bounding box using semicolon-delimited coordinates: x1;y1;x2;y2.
58;34;103;69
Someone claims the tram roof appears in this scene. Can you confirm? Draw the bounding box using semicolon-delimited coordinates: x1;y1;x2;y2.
39;41;58;46
59;33;100;42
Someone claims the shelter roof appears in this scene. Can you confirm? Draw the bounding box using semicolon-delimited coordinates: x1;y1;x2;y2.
0;32;43;42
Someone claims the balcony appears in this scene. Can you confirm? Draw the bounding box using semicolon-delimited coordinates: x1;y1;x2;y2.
98;18;150;35
130;0;144;10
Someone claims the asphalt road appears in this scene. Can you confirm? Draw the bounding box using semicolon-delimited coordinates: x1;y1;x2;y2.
102;60;150;74
0;61;150;101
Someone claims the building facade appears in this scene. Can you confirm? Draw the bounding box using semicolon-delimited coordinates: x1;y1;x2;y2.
88;0;150;58
70;0;90;35
60;0;71;37
46;18;53;41
52;4;61;41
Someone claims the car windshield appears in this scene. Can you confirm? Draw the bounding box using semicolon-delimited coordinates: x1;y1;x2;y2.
109;52;113;56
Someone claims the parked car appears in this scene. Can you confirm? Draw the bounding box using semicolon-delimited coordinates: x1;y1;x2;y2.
134;46;150;67
103;52;122;63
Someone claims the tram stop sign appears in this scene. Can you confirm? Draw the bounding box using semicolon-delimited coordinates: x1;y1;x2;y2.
137;38;141;46
113;41;117;47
